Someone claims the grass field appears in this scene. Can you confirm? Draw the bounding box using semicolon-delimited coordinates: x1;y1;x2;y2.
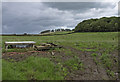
2;32;119;80
2;32;118;51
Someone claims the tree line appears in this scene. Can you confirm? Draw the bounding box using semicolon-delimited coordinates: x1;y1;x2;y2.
40;29;72;34
74;16;120;32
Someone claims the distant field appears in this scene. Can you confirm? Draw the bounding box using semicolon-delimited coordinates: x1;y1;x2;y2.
2;32;119;80
2;32;118;51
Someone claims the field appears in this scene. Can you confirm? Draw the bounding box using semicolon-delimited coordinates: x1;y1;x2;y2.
2;32;119;80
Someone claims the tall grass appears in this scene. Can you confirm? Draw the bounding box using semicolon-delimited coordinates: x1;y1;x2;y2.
2;56;64;80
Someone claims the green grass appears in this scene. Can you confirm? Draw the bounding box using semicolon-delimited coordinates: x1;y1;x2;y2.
2;48;35;53
2;32;118;50
2;56;64;80
2;32;118;80
107;70;115;77
91;53;98;57
63;56;83;71
99;53;113;69
64;49;73;56
2;32;118;54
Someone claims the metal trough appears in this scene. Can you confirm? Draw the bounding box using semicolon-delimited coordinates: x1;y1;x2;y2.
5;41;36;50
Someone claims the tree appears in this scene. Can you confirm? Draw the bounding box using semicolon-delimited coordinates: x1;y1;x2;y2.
74;16;119;32
51;30;54;32
65;29;71;31
41;30;50;34
24;33;27;35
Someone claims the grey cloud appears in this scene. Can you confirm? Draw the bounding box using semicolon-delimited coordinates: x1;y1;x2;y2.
2;2;117;34
43;2;115;12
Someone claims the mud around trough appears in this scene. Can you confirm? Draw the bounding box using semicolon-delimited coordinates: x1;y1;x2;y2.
2;46;118;80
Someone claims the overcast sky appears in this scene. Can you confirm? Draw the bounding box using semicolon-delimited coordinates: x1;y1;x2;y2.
2;1;119;34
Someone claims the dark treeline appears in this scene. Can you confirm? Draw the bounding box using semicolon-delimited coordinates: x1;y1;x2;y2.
74;17;120;32
41;30;51;34
40;29;72;34
2;34;40;36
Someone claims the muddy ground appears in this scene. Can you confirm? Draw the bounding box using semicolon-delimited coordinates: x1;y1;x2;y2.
2;46;118;80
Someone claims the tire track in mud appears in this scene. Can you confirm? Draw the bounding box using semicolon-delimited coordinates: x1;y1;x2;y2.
64;46;110;80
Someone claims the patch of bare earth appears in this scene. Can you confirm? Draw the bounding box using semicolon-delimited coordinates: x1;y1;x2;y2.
64;47;118;80
2;51;51;62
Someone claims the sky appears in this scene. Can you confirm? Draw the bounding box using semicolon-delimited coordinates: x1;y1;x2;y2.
2;0;119;34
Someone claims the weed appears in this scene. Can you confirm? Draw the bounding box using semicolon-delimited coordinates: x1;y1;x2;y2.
100;53;113;69
63;56;83;71
107;70;115;77
91;53;98;57
64;49;72;56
